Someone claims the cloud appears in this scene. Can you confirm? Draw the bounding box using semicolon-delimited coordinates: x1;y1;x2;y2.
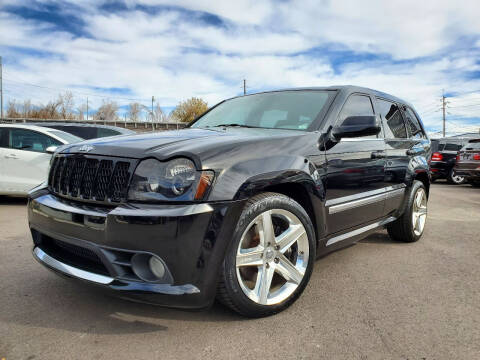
0;0;479;133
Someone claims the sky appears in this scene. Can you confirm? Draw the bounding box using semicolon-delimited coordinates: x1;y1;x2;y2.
1;0;480;135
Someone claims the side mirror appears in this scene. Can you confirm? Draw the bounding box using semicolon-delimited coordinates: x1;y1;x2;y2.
332;116;380;140
46;146;58;154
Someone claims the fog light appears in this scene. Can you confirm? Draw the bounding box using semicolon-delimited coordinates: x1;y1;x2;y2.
131;253;170;283
149;256;165;278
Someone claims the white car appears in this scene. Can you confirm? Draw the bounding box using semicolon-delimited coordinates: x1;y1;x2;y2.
0;124;83;195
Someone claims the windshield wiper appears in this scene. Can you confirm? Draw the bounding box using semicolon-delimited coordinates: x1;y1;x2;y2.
210;123;260;128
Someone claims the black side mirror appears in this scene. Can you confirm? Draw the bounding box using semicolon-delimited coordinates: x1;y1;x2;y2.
332;115;380;140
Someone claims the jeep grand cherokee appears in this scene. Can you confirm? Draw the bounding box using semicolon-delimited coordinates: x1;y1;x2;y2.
28;86;431;317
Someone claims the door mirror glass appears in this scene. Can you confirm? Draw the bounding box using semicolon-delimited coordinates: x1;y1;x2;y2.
332;116;380;139
45;146;58;154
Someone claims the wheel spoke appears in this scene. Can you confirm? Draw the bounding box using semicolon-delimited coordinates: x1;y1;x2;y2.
275;254;304;285
417;207;427;215
415;191;423;207
255;264;275;304
275;224;305;254
258;211;275;247
236;248;263;267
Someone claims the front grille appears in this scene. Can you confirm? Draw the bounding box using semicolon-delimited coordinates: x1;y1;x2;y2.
48;154;134;203
38;236;110;276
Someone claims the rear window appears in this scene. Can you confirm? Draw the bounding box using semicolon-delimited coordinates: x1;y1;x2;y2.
443;143;463;151
462;142;480;150
47;130;83;144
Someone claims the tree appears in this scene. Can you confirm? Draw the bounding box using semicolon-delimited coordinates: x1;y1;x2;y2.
128;102;142;122
6;99;20;118
170;97;208;123
95;100;118;121
77;103;88;120
59;91;75;119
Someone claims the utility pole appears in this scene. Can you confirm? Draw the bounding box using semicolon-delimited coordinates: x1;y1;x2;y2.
0;56;3;120
243;79;246;95
151;96;155;131
442;90;447;137
86;97;89;121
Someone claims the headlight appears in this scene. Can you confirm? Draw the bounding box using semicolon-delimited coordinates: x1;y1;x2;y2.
128;158;214;201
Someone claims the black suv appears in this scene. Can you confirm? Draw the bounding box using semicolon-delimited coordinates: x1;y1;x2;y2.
28;86;431;317
430;137;471;184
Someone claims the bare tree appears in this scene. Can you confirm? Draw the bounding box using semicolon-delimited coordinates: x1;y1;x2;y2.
22;99;32;118
95;99;118;121
6;99;20;118
77;103;88;120
59;91;75;119
128;102;142;122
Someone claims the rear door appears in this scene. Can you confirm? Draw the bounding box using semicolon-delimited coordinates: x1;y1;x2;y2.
325;94;386;234
3;128;61;193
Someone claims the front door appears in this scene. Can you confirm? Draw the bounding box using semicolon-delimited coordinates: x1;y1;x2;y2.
324;94;386;234
2;128;59;193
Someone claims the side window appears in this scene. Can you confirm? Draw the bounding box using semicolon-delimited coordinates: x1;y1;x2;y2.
9;129;61;153
0;128;9;148
376;99;407;138
338;94;378;138
403;107;425;139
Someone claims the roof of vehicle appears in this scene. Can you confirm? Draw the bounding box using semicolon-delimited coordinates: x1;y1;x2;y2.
30;122;135;133
0;123;81;143
254;85;413;108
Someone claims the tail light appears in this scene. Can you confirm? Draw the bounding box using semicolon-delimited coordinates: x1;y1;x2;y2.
456;153;460;161
431;152;443;161
473;153;480;161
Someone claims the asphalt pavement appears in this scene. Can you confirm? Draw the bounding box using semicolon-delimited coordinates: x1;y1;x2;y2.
1;182;479;359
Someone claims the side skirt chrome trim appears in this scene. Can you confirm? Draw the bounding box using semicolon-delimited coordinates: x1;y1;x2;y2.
326;216;396;246
33;247;114;285
329;193;384;214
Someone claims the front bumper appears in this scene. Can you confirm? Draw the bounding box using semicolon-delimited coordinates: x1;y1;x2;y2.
28;189;245;309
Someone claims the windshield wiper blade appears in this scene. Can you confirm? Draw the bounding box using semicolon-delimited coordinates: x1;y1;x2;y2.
212;123;259;128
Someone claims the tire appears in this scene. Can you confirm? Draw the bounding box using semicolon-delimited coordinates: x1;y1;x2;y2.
217;192;316;317
446;168;465;185
387;180;428;243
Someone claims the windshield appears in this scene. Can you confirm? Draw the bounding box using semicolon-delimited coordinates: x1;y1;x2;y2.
48;130;83;144
191;90;335;131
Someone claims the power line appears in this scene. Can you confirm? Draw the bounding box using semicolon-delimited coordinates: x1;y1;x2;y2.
2;77;150;102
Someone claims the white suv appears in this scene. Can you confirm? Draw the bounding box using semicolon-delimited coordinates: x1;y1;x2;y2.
0;124;82;195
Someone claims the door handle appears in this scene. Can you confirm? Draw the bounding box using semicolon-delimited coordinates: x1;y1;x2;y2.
4;154;19;159
371;151;386;159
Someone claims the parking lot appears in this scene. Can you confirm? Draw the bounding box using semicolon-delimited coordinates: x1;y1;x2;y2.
0;183;479;360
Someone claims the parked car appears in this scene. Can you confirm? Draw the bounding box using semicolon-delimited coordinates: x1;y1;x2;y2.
429;137;471;184
0;124;82;195
454;139;480;187
32;122;135;139
28;86;431;317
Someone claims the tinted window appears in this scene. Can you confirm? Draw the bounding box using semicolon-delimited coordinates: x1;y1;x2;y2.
377;99;407;138
0;128;8;148
9;129;61;153
191;91;335;131
47;130;83;143
97;128;122;138
444;143;463;151
338;95;377;138
403;107;424;139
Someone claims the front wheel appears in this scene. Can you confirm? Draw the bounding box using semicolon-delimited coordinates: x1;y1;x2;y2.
447;168;465;184
387;181;428;243
217;192;316;317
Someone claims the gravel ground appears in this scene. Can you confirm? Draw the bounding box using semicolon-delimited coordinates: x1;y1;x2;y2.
1;182;479;360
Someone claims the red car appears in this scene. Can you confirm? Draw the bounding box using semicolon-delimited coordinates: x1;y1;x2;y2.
454;139;480;187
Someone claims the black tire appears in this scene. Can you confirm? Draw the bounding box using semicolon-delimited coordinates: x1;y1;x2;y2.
470;181;480;188
217;192;316;317
387;180;428;243
446;168;466;185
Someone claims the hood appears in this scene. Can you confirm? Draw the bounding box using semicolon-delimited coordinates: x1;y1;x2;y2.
61;127;307;160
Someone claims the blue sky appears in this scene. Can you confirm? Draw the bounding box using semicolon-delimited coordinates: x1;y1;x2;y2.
1;0;480;135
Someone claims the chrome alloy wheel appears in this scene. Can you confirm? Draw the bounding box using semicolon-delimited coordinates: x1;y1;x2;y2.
235;209;309;306
412;188;427;236
452;173;465;184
